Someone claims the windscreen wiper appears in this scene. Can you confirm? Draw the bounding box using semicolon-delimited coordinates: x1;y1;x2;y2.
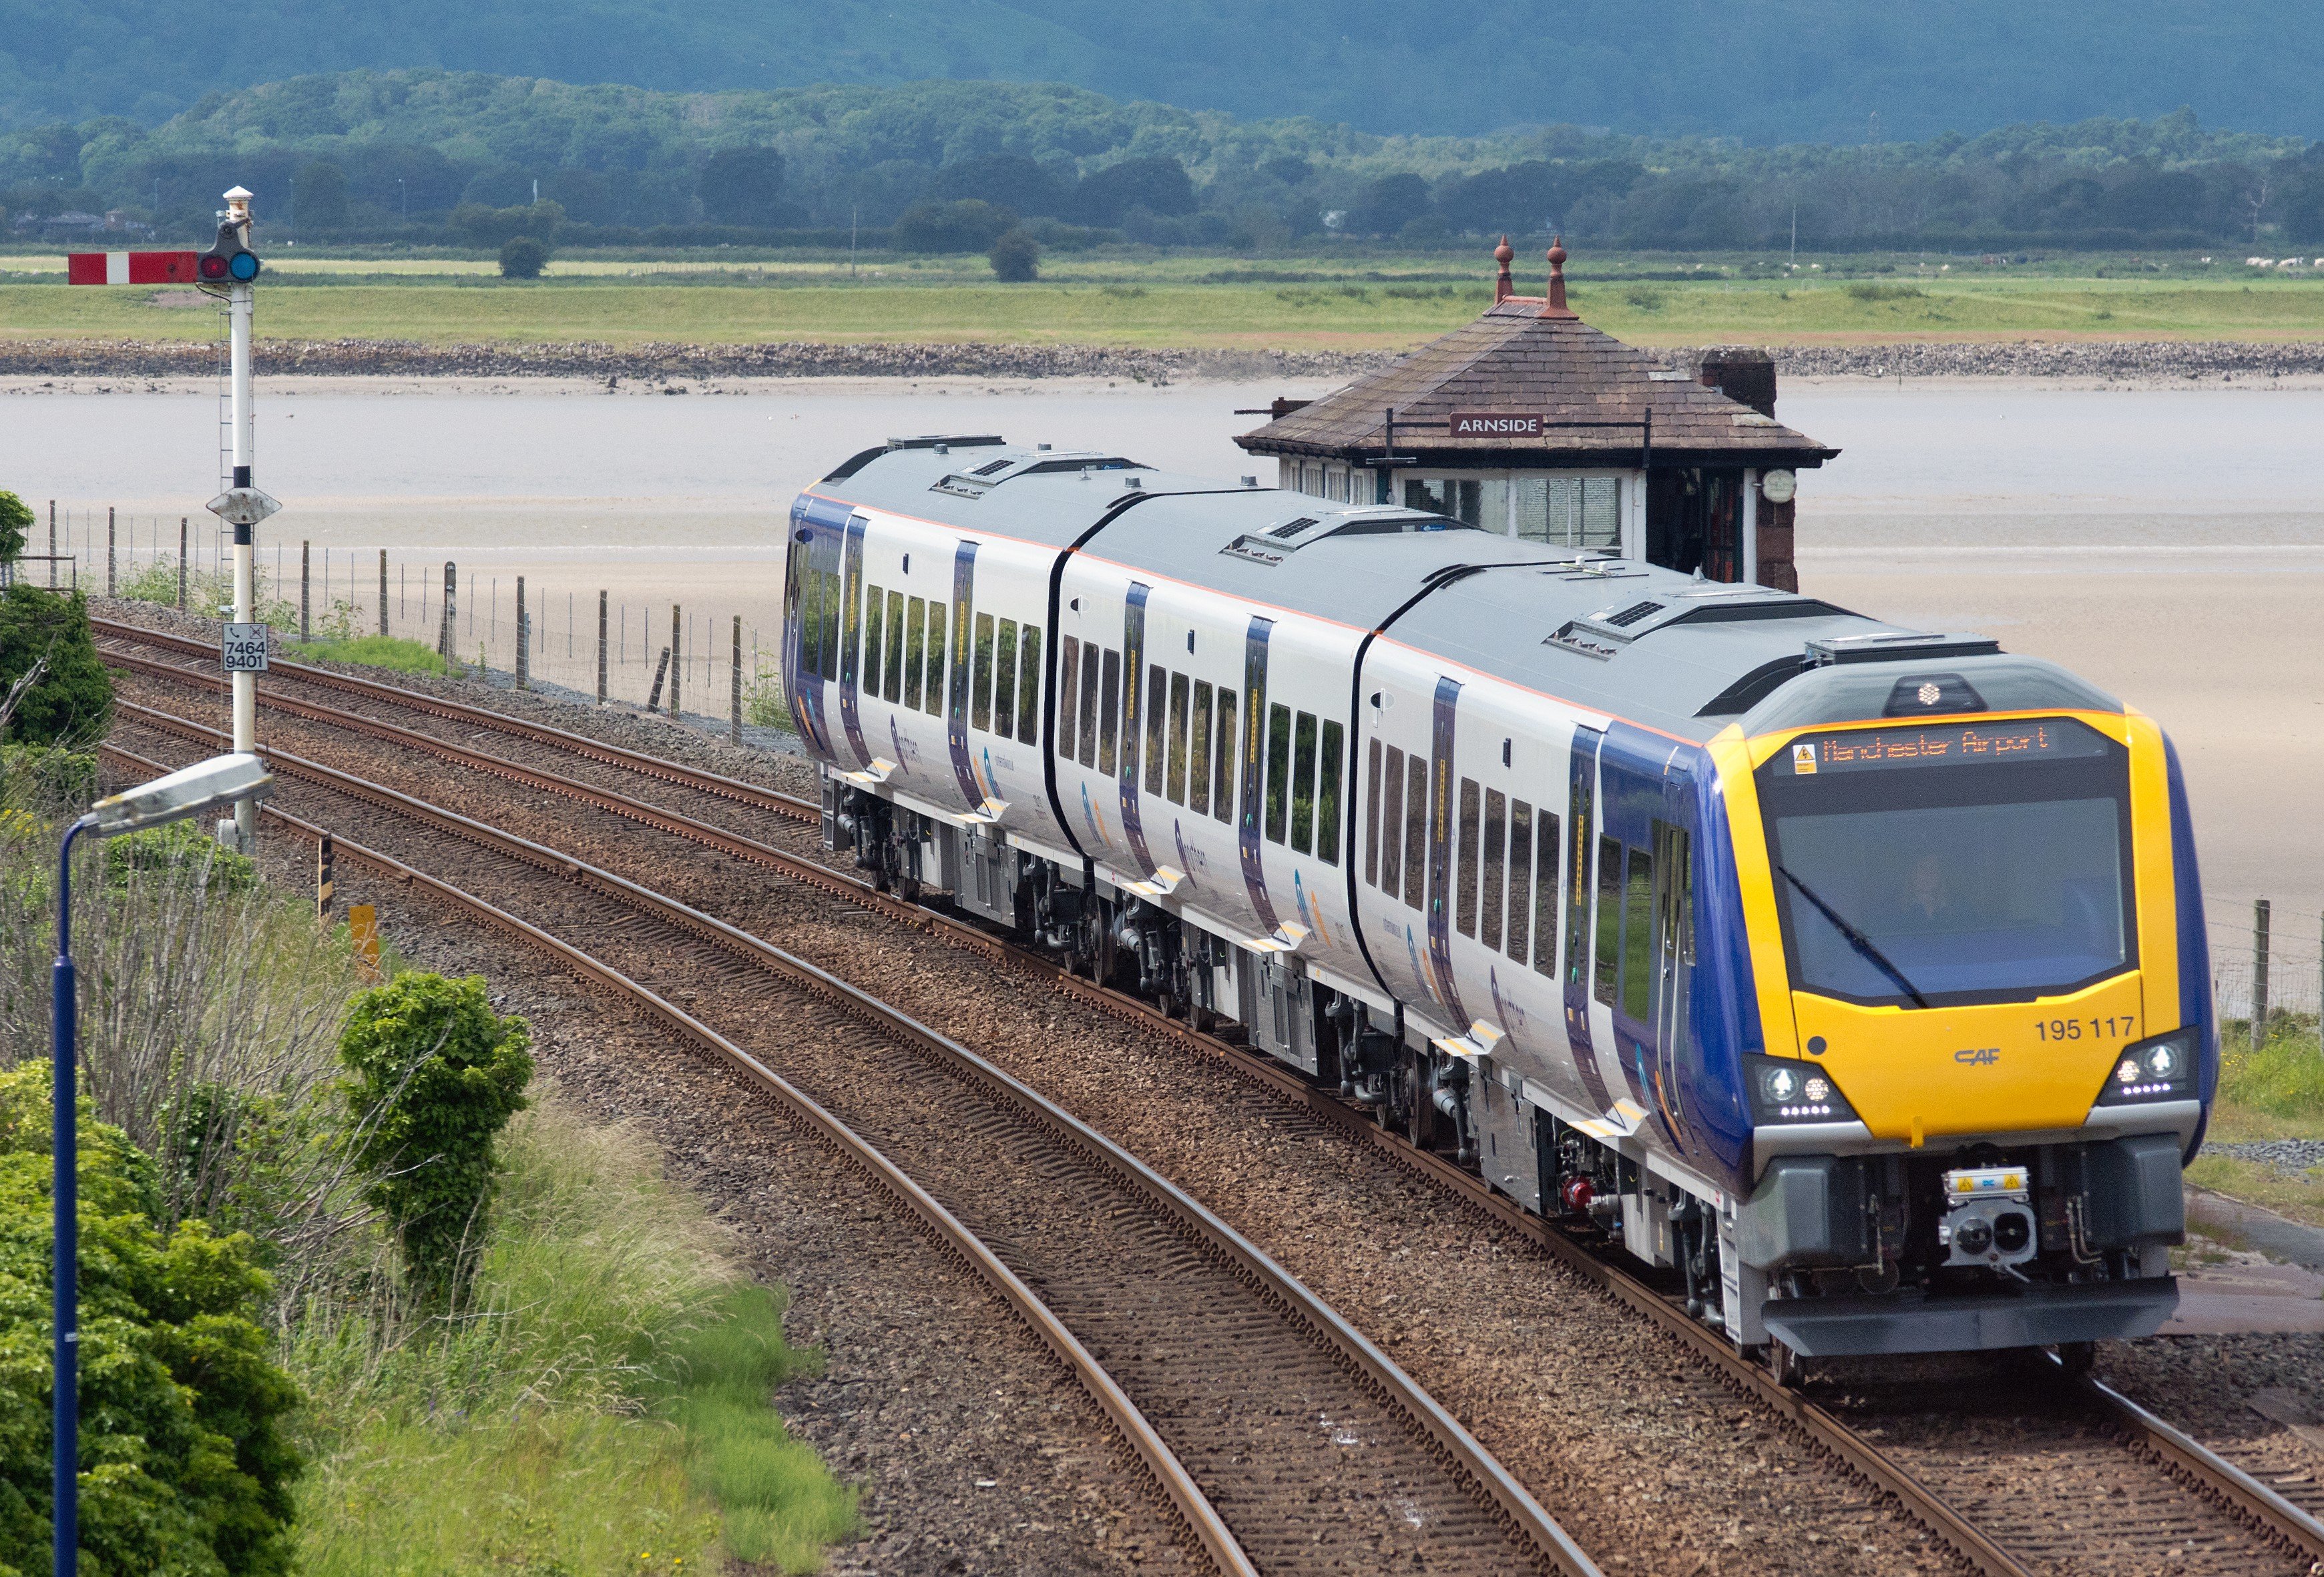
1776;865;1931;1009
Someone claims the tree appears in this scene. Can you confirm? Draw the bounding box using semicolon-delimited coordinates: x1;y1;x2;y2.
293;158;348;230
0;584;112;746
989;226;1039;281
1351;172;1431;236
928;154;1066;218
339;973;533;1303
498;234;548;279
890;198;1019;253
698;146;785;225
0;491;28;564
1074;156;1196;224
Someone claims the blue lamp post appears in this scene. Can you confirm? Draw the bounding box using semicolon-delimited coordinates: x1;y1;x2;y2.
50;752;271;1577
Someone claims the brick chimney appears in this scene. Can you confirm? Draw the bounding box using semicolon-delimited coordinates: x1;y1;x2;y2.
1698;345;1777;418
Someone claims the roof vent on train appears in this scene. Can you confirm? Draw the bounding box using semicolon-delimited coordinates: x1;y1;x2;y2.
927;449;1148;498
1548;588;1857;661
1217;507;1481;566
1805;632;2002;666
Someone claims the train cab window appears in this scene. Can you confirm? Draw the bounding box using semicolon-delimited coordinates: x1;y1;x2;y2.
923;601;947;717
1622;847;1655;1020
1079;647;1101;765
883;591;905;703
1456;777;1481;937
1365;739;1385;885
862;585;885;699
1403;755;1428;911
1507;801;1534;963
1212;689;1236;823
1188;682;1214;815
1058;637;1080;756
993;619;1018;738
1015;628;1040;745
1145;664;1168;796
903;596;927;710
1166;674;1191;804
1317;720;1344;865
1264;704;1292;844
1594;836;1622;1007
972;613;996;731
1289;712;1318;854
1481;788;1506;950
1098;649;1121;775
1379;746;1405;895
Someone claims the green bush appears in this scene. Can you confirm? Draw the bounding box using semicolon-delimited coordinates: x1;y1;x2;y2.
0;1062;303;1577
988;226;1039;282
104;817;260;895
0;493;29;566
0;585;113;746
0;743;97;812
2217;1015;2324;1120
498;235;549;279
338;974;534;1303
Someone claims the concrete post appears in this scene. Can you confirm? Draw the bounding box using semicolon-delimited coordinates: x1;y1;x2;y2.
670;604;682;721
731;614;742;742
300;540;310;640
2253;899;2272;1050
47;501;55;588
597;592;608;705
379;549;388;637
515;575;529;690
106;507;115;596
178;519;188;610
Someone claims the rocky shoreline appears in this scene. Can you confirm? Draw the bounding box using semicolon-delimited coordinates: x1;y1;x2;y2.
6;335;2324;384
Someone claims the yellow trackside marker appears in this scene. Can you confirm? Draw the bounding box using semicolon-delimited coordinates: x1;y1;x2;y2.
1911;1117;1924;1149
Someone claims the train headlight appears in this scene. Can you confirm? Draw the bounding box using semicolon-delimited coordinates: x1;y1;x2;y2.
1745;1054;1861;1124
2094;1027;2200;1105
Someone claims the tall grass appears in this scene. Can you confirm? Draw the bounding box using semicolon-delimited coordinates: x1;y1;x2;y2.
2215;1013;2324;1123
283;634;449;676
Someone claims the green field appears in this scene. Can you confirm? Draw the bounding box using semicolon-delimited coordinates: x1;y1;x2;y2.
5;251;2324;349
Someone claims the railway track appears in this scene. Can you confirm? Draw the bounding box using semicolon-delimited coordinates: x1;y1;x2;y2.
103;715;1596;1577
96;617;2324;1577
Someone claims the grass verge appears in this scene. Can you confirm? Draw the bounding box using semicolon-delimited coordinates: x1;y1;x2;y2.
2186;1016;2324;1226
282;633;450;676
289;1099;859;1575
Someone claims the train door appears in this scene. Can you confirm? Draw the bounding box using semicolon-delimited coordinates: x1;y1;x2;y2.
1562;728;1617;1112
1651;785;1698;1152
835;513;872;768
784;502;847;760
1600;739;1692;1156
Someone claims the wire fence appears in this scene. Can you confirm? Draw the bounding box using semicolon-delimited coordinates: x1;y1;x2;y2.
25;501;789;732
2208;897;2322;1030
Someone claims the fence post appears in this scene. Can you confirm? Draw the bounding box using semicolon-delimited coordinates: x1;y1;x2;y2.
106;506;115;596
647;648;671;714
597;592;608;705
670;604;682;721
299;540;310;640
177;518;188;611
379;550;388;638
47;501;55;589
2253;898;2272;1050
316;833;335;921
731;614;742;742
515;575;529;690
439;561;457;672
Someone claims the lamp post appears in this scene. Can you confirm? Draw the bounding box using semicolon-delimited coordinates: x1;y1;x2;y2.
49;753;272;1577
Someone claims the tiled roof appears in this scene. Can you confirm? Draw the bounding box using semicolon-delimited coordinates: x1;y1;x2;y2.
1236;298;1837;467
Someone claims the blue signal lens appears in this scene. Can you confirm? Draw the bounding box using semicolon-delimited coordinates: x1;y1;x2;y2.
228;252;261;281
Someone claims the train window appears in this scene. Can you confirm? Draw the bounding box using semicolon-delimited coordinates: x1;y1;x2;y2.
1188;682;1214;815
1212;688;1236;823
1058;638;1080;757
1079;646;1100;765
1145;664;1167;797
1379;746;1405;895
1481;788;1506;950
1166;673;1191;804
1015;627;1040;745
1289;711;1318;855
1264;704;1292;844
862;585;885;699
923;601;947;716
1457;777;1481;937
1365;739;1384;886
884;591;905;703
1622;847;1654;1020
1508;801;1534;963
1317;720;1343;865
1537;812;1563;975
796;565;823;680
1098;648;1121;775
819;568;841;681
903;595;927;709
972;613;996;731
1594;835;1622;1007
993;619;1018;739
1403;755;1428;911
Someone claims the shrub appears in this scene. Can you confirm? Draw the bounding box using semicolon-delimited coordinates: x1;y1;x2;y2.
988;227;1040;282
0;584;113;746
105;816;259;895
499;235;549;280
1;742;96;811
0;491;29;566
338;973;534;1303
1845;281;1928;301
889;198;1017;254
0;1062;302;1577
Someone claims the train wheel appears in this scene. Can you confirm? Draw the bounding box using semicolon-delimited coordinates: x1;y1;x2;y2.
1767;1339;1804;1389
2053;1341;2096;1379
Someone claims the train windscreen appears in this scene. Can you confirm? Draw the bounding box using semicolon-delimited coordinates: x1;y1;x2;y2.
1753;717;2135;1007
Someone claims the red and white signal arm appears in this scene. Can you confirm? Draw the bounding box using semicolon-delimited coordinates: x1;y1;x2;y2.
65;251;201;285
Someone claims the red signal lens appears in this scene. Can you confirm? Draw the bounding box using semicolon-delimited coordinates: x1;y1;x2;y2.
197;254;230;280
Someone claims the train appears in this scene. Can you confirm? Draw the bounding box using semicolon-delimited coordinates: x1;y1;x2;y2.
783;434;2211;1369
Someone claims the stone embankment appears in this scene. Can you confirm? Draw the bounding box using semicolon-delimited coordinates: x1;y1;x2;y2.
7;336;2324;383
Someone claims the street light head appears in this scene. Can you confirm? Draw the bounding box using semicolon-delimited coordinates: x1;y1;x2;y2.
86;753;271;838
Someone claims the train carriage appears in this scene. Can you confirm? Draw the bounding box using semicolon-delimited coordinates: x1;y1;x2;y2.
786;435;2213;1366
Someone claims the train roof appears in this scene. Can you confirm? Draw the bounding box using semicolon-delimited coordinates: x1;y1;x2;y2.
809;438;2118;746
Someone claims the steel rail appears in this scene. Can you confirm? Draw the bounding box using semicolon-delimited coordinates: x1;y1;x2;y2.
94;740;1256;1577
106;715;1599;1577
108;628;2324;1572
90;618;806;817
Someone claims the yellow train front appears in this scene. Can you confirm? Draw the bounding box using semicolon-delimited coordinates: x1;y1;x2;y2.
1704;695;2214;1360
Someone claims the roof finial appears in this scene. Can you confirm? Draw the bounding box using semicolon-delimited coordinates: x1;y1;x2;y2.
1493;234;1514;303
1543;236;1572;317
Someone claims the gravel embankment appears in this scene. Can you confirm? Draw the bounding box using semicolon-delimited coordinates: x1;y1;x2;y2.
2212;1139;2324;1171
15;334;2324;385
